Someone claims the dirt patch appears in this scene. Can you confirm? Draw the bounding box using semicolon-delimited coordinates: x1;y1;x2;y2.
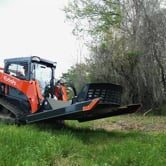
93;120;166;132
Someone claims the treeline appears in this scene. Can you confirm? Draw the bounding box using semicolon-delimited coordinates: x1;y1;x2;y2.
63;0;166;112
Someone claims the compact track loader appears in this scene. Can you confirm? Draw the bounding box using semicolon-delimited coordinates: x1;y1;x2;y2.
0;56;141;124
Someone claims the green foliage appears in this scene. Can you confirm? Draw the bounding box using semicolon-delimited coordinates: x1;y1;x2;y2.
61;63;91;94
64;0;121;40
124;50;140;70
115;50;140;74
156;102;166;115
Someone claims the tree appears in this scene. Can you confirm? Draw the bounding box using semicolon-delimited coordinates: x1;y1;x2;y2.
61;63;91;93
64;0;166;110
64;0;121;43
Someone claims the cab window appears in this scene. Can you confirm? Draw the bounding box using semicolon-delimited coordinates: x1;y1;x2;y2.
6;62;28;80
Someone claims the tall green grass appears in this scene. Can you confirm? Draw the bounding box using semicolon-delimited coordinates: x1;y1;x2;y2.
0;118;166;166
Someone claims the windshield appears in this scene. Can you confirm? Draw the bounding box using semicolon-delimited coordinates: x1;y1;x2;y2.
33;63;52;96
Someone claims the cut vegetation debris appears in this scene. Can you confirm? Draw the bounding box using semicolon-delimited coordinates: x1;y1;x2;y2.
92;115;166;133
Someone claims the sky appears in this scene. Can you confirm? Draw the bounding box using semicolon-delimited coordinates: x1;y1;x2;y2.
0;0;87;77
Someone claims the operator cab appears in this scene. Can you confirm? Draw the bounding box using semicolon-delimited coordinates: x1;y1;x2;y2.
4;56;56;98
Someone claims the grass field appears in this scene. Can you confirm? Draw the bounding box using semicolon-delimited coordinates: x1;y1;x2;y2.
0;115;166;166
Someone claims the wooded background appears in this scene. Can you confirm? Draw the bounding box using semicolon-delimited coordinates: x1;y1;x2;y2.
63;0;166;113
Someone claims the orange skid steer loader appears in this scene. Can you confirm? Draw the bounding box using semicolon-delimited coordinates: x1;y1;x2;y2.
0;56;141;124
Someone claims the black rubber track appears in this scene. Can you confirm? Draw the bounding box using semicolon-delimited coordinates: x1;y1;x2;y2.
0;97;28;124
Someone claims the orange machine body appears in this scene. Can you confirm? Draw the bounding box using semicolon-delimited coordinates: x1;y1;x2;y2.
0;69;44;113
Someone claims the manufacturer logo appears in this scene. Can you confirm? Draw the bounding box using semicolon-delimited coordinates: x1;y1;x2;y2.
3;76;16;86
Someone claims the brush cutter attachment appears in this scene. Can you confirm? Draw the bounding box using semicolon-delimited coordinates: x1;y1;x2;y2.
26;83;141;124
74;83;122;105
